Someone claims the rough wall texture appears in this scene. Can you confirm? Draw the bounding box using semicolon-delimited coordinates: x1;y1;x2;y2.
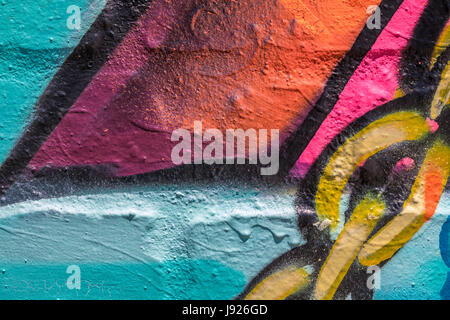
0;0;448;300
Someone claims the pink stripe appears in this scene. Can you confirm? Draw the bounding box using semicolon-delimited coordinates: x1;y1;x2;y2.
29;0;185;173
289;0;429;178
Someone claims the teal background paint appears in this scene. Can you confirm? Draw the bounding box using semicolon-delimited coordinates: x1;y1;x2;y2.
0;183;303;299
0;261;246;300
0;183;448;299
0;184;302;277
373;196;450;300
0;0;106;164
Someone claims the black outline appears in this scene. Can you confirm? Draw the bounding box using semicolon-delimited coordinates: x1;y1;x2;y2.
0;0;155;195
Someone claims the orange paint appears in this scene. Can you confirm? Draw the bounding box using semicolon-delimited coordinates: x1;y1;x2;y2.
129;0;383;135
424;166;444;220
29;0;383;176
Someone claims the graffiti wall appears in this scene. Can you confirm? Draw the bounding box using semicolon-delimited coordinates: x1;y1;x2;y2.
0;0;448;300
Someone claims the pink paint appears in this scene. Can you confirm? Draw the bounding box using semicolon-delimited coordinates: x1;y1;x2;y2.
29;0;186;176
289;0;429;178
394;157;416;172
426;118;440;133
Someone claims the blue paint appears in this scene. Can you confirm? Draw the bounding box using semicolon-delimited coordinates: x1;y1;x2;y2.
0;260;246;300
374;194;450;300
1;187;449;299
440;217;450;268
0;184;302;287
440;217;450;299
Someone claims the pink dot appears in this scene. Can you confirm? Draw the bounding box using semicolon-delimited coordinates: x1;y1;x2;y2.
426;118;439;133
394;157;415;172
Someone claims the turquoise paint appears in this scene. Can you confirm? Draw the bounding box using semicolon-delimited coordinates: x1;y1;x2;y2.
1;184;448;299
0;260;246;300
0;183;302;283
440;217;450;299
0;0;105;164
374;195;450;300
0;0;106;49
1;184;449;299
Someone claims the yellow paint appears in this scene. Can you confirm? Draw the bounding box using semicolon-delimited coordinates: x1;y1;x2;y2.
431;22;450;69
245;265;310;300
393;87;406;99
314;195;385;300
358;140;450;266
430;22;449;119
315;112;430;231
431;62;449;119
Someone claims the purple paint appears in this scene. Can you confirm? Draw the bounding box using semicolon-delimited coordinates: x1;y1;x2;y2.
29;0;186;176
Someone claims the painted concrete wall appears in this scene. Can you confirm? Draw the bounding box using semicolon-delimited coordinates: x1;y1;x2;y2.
0;0;448;300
